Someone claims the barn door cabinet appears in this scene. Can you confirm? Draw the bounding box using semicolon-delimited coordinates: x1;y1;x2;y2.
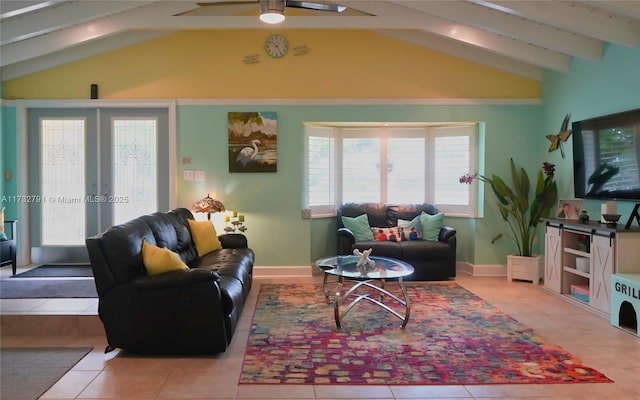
544;219;640;318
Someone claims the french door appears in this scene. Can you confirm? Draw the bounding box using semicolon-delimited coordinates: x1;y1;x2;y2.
27;107;170;263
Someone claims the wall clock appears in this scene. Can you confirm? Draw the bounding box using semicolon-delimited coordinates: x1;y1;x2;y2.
264;34;289;58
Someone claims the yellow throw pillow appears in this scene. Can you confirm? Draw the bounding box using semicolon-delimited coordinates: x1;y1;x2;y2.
141;240;189;276
187;219;222;257
0;207;5;234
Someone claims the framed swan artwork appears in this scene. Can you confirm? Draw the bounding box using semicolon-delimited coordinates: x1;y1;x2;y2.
228;112;277;173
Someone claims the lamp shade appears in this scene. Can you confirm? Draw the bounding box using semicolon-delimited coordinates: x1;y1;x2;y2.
192;194;225;219
260;0;285;24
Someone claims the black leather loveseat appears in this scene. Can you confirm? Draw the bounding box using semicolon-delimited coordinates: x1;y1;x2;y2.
337;203;456;280
86;208;253;354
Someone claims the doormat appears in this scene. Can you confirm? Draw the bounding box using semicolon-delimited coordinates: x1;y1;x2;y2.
0;347;93;400
240;283;613;385
12;264;93;278
0;278;98;298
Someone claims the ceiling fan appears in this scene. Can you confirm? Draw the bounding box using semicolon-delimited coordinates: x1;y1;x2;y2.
198;0;347;24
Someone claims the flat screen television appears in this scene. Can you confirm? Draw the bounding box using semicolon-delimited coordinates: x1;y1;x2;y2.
572;108;640;201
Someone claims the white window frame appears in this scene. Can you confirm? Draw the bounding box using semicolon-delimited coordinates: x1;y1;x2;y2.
304;123;479;218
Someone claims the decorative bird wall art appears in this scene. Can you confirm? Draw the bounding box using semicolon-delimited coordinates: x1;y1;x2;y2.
546;113;572;158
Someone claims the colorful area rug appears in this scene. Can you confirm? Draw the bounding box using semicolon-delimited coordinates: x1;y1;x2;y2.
240;283;612;385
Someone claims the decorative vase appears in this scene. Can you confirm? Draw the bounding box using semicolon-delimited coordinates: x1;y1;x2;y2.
579;210;590;223
507;255;542;284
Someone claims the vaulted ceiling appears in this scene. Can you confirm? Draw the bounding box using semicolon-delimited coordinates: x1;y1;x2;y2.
1;0;639;82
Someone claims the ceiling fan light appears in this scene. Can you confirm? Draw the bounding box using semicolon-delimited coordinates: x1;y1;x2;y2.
259;11;285;24
260;0;285;24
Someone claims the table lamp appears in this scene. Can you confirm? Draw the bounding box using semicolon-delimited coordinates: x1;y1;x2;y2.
192;194;225;220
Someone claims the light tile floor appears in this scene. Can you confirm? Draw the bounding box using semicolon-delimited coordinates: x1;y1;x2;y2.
1;267;639;400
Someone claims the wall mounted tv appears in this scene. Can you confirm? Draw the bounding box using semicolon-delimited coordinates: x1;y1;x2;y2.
573;108;640;201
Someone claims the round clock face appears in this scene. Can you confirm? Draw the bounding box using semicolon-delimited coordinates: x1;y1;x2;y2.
265;34;288;58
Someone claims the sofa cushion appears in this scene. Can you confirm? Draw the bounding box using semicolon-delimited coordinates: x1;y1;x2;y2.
192;248;254;292
140;213;179;251
401;239;451;261
419;212;444;241
387;203;439;226
338;203;388;228
167;209;199;265
187;219;223;256
141;240;189;276
341;214;374;241
99;218;156;283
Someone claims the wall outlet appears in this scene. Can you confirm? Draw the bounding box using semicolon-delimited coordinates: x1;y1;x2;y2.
301;208;312;219
194;170;205;181
183;170;194;181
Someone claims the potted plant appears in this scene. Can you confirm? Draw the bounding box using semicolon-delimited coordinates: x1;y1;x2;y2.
460;159;558;282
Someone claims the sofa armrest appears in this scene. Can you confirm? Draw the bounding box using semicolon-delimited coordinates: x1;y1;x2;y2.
439;226;457;242
131;268;219;291
337;227;356;256
219;233;247;249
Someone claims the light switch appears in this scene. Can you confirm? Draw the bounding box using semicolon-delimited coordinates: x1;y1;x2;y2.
183;170;194;181
194;170;205;181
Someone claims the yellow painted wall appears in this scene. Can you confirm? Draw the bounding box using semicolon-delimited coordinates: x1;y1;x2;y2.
3;29;539;99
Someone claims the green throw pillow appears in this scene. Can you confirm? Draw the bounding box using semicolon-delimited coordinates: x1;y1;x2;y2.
341;214;374;241
419;212;444;241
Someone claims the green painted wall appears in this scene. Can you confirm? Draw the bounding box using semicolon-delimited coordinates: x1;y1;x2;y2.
540;44;640;222
1;105;17;220
176;104;541;266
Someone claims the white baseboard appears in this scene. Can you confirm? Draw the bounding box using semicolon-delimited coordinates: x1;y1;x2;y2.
457;262;507;277
253;265;313;278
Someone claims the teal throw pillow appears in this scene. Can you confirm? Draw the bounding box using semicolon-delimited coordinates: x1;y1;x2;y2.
419;212;444;241
341;214;374;241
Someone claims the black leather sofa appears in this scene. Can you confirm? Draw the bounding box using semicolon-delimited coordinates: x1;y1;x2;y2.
337;203;456;280
85;208;254;355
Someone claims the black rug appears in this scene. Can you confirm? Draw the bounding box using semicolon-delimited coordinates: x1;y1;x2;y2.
12;264;92;278
0;347;93;400
0;279;98;298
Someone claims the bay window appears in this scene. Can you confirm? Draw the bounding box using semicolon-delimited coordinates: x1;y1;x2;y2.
304;123;478;217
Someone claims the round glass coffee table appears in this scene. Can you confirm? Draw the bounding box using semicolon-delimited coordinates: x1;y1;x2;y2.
315;255;414;329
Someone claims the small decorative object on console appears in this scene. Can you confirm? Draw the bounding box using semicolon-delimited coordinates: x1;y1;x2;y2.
224;211;247;233
577;234;590;253
602;213;621;226
579;210;589;223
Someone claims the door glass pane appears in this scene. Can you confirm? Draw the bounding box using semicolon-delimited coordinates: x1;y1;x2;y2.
112;118;158;225
40;119;86;245
342;138;380;203
388;138;425;203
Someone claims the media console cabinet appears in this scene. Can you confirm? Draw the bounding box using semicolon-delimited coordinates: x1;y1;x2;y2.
544;219;640;319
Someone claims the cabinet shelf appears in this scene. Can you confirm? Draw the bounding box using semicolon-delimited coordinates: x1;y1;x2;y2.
564;247;590;258
563;266;590;279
